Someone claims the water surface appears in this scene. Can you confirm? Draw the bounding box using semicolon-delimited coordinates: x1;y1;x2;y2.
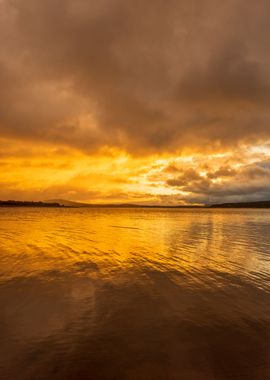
0;208;270;380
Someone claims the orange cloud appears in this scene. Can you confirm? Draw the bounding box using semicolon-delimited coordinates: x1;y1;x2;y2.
0;137;270;204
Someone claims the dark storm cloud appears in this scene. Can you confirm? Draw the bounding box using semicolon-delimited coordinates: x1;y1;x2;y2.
0;0;270;152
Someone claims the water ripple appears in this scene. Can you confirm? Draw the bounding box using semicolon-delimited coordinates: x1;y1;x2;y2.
0;207;270;379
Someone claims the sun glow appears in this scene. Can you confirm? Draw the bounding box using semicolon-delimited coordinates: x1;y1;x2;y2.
1;136;269;205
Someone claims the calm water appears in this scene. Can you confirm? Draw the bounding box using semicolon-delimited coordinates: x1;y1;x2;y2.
0;208;270;380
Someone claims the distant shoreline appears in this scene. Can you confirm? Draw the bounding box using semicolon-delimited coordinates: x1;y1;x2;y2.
1;200;270;208
0;201;63;208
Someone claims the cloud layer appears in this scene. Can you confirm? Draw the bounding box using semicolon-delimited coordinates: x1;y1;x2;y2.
1;0;270;153
0;136;269;204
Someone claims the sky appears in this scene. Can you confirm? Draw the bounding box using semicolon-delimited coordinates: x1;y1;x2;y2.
0;0;270;205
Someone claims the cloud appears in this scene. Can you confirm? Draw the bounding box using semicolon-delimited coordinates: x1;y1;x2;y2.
0;0;270;153
0;135;270;204
164;159;270;204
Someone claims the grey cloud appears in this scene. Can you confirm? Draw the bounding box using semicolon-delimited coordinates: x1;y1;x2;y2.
207;166;236;180
165;161;270;204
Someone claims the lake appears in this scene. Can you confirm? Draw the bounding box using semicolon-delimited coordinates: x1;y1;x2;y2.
0;207;269;380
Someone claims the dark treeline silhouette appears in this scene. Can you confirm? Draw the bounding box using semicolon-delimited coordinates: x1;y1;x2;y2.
210;200;270;208
0;200;61;207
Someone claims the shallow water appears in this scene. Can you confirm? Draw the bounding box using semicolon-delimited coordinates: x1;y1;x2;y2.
0;207;270;380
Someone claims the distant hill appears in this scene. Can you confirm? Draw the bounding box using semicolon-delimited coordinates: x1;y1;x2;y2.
46;199;202;208
45;199;92;207
210;200;270;208
46;199;139;207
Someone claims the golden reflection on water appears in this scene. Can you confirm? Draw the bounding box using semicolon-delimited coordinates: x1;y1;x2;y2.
0;208;269;280
0;208;270;380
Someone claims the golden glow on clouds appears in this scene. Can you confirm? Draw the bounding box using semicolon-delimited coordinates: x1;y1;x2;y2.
1;137;270;205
